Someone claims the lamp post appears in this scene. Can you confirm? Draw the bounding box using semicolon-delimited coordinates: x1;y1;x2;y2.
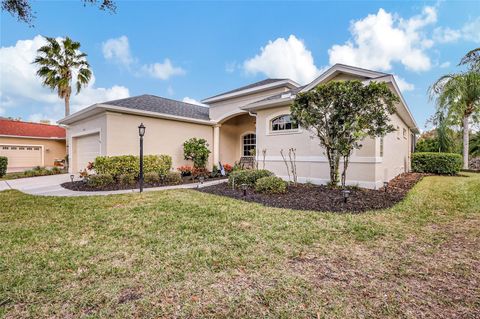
342;189;351;203
383;181;388;193
138;123;146;193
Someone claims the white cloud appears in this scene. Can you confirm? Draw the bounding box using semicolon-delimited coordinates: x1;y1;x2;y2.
433;27;461;43
225;61;238;73
243;35;322;84
393;75;415;92
328;7;437;72
0;35;130;122
142;58;186;80
440;61;451;68
167;85;174;96
182;97;207;106
462;17;480;43
102;35;134;66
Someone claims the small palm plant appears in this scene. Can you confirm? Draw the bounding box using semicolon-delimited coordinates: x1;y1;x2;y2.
33;36;92;117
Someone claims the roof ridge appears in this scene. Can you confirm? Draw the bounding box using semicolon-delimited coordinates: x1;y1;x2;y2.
0;118;63;127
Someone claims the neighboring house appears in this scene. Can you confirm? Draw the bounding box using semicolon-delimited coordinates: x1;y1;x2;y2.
58;64;419;188
0;119;66;172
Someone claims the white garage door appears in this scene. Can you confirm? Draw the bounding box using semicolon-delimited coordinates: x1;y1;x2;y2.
75;133;100;172
0;144;42;169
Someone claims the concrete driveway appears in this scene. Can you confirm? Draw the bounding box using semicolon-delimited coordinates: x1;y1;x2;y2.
0;174;226;197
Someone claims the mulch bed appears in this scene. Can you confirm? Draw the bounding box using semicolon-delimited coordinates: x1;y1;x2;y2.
61;176;227;192
198;172;425;213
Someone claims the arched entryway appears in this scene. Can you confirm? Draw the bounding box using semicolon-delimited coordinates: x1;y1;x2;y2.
215;113;256;166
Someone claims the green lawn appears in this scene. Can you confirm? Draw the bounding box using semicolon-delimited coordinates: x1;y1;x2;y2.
1;174;479;318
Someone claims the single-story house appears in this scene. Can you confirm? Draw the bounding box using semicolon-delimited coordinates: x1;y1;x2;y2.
58;64;419;189
0;119;66;172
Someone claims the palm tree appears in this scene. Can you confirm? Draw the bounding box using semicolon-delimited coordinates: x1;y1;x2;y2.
429;71;480;169
460;47;480;71
33;36;92;117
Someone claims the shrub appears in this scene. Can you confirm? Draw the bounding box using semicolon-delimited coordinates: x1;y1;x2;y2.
118;174;136;186
255;176;287;194
87;174;114;187
412;152;462;175
94;154;172;178
183;138;210;168
50;167;62;174
0;156;7;177
144;172;160;185
165;171;182;185
178;165;193;176
228;169;273;187
223;163;233;173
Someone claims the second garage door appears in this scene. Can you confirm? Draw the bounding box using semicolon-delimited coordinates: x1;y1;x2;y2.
0;144;43;170
75;133;100;172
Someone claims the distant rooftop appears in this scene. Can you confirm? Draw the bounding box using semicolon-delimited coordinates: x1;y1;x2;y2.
0;118;66;139
103;94;210;121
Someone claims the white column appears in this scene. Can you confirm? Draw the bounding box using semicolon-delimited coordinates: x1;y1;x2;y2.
213;124;221;166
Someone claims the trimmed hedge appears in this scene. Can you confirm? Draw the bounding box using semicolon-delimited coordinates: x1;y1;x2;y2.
412;152;462;175
255;176;287;194
94;155;172;178
165;172;182;185
228;169;273;187
87;174;114;187
0;156;7;177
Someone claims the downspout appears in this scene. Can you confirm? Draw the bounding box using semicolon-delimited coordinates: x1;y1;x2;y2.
248;111;258;163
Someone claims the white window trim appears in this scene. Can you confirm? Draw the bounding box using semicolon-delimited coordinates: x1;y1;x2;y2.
240;131;256;157
265;112;302;136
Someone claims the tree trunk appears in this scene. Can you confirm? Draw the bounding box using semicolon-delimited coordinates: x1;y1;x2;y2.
326;148;340;186
64;93;71;117
463;115;469;169
341;155;349;188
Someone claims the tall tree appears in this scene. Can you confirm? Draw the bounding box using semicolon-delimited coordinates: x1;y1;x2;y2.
33;36;92;117
429;71;480;169
291;80;398;187
2;0;115;25
432;110;456;153
459;47;480;71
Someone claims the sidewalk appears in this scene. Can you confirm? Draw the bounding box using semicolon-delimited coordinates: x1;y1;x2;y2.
0;174;226;197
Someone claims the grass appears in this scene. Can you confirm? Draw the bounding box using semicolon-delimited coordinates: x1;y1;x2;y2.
1;173;479;318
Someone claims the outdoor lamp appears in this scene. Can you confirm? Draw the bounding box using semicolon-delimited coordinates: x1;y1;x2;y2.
138;123;146;137
342;189;351;203
70;174;74;183
241;183;248;197
138;123;146;193
383;181;388;192
199;176;205;184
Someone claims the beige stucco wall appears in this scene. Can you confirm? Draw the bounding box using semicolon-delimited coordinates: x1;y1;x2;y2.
0;136;66;168
105;112;214;170
208;86;291;122
255;104;399;188
218;113;255;165
376;112;412;182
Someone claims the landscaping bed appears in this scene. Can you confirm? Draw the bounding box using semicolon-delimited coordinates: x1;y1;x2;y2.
61;175;227;191
199;172;425;212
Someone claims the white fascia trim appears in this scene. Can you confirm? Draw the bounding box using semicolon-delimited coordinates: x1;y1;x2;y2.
242;96;293;111
202;79;300;104
261;155;382;164
58;103;215;126
276;175;384;190
0;134;65;140
301;64;387;93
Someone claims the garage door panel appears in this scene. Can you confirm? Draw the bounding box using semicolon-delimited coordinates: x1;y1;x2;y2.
0;145;42;168
75;133;100;172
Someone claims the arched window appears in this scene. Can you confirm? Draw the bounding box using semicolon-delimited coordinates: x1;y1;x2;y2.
271;114;298;132
242;133;256;156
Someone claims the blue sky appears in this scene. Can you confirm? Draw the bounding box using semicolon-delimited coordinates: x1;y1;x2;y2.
1;0;479;129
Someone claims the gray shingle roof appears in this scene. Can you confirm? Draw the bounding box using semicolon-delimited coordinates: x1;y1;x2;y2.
103;94;210;121
203;78;288;101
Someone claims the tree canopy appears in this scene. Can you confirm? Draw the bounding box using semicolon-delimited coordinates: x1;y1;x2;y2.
2;0;116;25
291;80;398;187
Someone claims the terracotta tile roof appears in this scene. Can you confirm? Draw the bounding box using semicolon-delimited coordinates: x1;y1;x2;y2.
0;119;66;139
